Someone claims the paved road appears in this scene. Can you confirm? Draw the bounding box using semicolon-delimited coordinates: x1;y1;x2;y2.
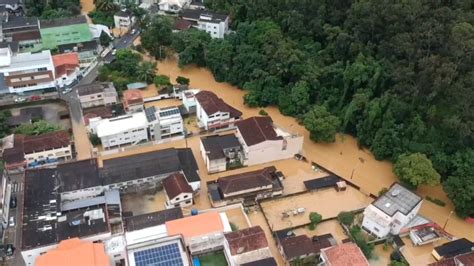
5;172;25;266
103;29;140;63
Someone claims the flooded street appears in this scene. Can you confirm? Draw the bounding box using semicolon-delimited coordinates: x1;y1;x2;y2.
154;57;474;241
80;0;94;15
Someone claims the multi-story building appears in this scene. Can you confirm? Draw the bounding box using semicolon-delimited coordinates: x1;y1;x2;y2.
114;9;135;33
362;183;423;238
39;16;93;49
158;0;191;13
0;171;12;230
224;226;273;266
195;90;242;131
0;46;55;94
162;173;194;209
200;134;243;173
52;52;80;89
320;243;369;266
92;112;149;149
58;40;101;70
235;116;304;166
76;82;118;109
182;9;229;38
1;16;42;52
145;106;184;140
122;89;144;113
207;166;283;207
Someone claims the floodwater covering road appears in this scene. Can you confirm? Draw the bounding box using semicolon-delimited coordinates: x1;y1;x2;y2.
154;56;474;241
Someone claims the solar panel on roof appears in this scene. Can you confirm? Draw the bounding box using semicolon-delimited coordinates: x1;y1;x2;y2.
134;243;184;266
159;108;180;117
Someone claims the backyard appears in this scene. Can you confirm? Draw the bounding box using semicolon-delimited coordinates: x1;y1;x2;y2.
196;251;228;266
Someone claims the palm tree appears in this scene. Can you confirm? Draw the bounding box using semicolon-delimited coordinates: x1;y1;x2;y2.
94;0;117;13
136;62;157;84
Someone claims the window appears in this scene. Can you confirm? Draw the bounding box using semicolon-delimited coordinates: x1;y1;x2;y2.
185;200;191;204
175;197;180;201
373;227;380;232
184;195;188;199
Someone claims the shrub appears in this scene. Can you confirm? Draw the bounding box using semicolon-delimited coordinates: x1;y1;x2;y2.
230;222;238;231
337;211;355;226
176;76;190;85
309;212;322;229
378;187;389;196
259;109;268;116
89;134;101;146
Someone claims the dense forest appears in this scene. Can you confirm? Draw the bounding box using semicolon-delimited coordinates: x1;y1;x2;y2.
141;1;474;218
25;0;81;19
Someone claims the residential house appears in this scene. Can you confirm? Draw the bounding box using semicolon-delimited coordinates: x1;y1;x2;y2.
40;16;93;49
7;107;44;128
82;106;114;126
362;183;423;238
159;0;191;13
122;89;144;113
181;9;229;38
0;47;55;94
224;226;272;265
91;112;149;149
207;166;283;207
145;106;185;140
173;19;192;32
165;211;232;254
114;9;135;33
1;131;72;170
0;0;23;14
1;16;42;52
276;234;336;265
58;40;101;70
162;173;194;209
235;116;303;166
429;251;474;266
76;82;118;109
36;238;110;266
195;90;242;131
320;243;370;266
242;258;277;266
181;89;199;113
200;134;243;173
432;238;474;261
52;52;80;88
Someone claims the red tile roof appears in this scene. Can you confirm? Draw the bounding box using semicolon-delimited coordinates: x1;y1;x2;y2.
123;89;144;106
53;53;79;76
36;238;109;266
1;134;25;165
23;131;71;154
162;173;193;200
224;226;269;255
280;235;317;260
174;19;193;30
322;243;369;266
218;166;277;195
236;116;282;146
195;91;242;118
456;251;474;265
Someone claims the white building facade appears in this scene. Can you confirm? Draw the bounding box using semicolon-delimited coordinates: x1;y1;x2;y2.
77;82;118;109
195;91;242;131
146;106;184;141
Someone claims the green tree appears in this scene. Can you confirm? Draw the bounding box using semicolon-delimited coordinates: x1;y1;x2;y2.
154;75;171;88
141;16;173;59
394;153;441;189
89;134;102;146
0;111;12;138
136;62;157;84
303;105;341;143
176;76;190;85
14;120;61;136
94;0;118;12
337;211;355;226
309;212;322;230
99;31;112;46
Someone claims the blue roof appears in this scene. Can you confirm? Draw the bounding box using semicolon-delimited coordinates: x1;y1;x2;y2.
126;82;147;90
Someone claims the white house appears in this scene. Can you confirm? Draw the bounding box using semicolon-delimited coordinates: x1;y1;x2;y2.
113;9;135;33
235;116;303;166
200;134;243;174
145;106;184;141
159;0;191;13
195;90;242;131
182;9;229;39
181;89;199;113
224;226;273;266
0;47;55;94
52;52;81;89
93;112;149;149
77;82;118;109
362;183;423;238
162;173;194;209
23;131;73;168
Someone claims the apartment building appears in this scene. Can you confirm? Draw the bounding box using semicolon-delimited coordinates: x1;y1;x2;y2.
362;183;423;238
159;0;191;13
76;82;118;109
0;16;42;52
0;46;55;94
39;16;93;49
181;9;229;38
52;52;80;88
195;90;242;131
235;116;304;166
114;9;135;33
145;106;184;140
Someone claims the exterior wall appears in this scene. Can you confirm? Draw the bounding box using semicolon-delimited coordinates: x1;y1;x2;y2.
236;129;303;166
391;201;422;234
189;180;200;192
24;145;72;168
223;185;273;199
150;113;184;140
56;67;80;88
100;127;148;149
0;174;11;229
196;100;237;130
61;185;105;202
40;24;93;49
197;18;228;39
164;191;193;209
199;140;227;173
113;15;134;31
79;90;117;109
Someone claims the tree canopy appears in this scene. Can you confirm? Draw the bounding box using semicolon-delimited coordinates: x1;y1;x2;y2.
394;153;441;189
14;120;61;136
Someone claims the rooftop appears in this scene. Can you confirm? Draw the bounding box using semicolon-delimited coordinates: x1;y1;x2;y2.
1;134;24;165
174;19;192;30
303;175;340;191
181;9;228;23
96;112;148;138
195;90;242;117
162;173;193;199
236;116;283;146
8;50;52;70
123;89;143;105
124;208;183;232
201;134;241;160
57;159;102;192
58;40;99;53
3;16;38;29
36;238;109;266
434;238;474;258
23;130;71;154
224;226;268;256
241;258;277;266
40;15;88;28
166;212;225;239
321;243;369;266
115;9;133;17
280;235;318;260
53;52;79;76
126;82;147;90
101;148;200;185
217;166;279;195
372;183;422;216
77;82;115;96
11;30;41;42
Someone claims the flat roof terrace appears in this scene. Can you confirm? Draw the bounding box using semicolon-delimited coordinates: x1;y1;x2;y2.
261;186;372;231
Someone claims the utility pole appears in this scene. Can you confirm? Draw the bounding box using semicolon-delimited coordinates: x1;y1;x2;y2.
443;210;454;230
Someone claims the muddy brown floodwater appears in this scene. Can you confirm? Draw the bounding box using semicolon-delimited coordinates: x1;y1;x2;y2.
155;56;474;241
80;0;95;15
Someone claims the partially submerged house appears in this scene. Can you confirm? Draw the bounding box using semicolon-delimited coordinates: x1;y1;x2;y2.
200;134;243;173
162;173;194;209
224;226;273;265
195;90;242;131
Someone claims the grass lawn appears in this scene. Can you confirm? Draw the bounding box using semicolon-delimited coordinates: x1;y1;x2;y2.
198;251;228;266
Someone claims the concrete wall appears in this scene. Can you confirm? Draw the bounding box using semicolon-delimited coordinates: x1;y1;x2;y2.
24;145;73;166
101;127;148;149
165;191;193;209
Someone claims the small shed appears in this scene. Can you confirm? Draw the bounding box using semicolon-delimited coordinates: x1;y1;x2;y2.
126;82;147;90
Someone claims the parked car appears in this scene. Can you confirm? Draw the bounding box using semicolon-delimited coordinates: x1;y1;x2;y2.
131;29;136;34
112;49;117;55
29;95;41;101
14;97;26;103
8;217;14;227
9;196;16;209
5;244;14;256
